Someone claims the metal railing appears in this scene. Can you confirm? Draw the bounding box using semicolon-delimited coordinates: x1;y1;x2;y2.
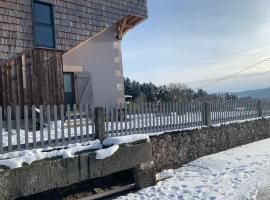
1;99;270;154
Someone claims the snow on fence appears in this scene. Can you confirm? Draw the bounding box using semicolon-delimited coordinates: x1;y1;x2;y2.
0;99;270;154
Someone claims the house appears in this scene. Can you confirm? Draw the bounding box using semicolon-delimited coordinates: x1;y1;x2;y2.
0;0;147;108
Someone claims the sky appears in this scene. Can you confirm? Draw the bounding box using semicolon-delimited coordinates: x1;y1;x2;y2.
121;0;270;93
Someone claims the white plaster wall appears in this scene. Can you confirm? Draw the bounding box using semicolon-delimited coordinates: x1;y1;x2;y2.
63;25;124;107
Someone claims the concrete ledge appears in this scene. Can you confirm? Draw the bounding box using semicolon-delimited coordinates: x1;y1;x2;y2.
0;142;152;200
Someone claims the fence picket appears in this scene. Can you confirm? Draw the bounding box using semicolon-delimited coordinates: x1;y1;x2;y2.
198;101;201;127
178;103;182;130
73;104;78;142
175;102;179;130
54;105;58;145
40;105;44;148
85;104;90;138
152;103;156;132
79;104;83;142
141;103;145;134
0;107;3;153
16;106;21;151
156;103;160;132
110;104;114;136
47;105;51;146
194;102;197;127
67;105;71;143
157;103;161;132
115;103;119;136
91;105;95;140
128;103;132;135
189;102;193;128
120;103;123;136
7;106;12;152
218;99;222;123
164;102;168;130
24;106;29;149
32;105;37;148
222;100;225;122
157;103;161;131
174;102;177;130
133;103;136;134
185;102;188;129
136;103;141;133
60;104;65;144
144;103;148;133
162;102;165;131
149;102;152;133
105;104;109;136
212;101;215;124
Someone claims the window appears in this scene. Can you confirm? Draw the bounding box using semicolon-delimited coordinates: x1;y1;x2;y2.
33;1;55;48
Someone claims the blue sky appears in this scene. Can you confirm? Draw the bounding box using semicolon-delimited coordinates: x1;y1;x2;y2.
122;0;270;93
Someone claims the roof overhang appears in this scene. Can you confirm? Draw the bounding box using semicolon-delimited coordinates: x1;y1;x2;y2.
117;15;146;40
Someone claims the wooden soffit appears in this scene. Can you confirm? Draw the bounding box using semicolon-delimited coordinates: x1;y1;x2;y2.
117;15;145;40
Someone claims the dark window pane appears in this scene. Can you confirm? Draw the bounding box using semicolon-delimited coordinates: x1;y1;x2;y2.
34;3;52;24
35;25;54;48
64;74;73;93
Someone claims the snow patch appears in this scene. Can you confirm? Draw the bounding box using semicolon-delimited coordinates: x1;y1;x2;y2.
95;145;119;160
102;134;150;146
156;169;174;181
0;140;102;169
212;117;262;127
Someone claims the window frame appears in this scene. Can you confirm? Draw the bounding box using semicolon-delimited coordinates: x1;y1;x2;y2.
32;0;56;48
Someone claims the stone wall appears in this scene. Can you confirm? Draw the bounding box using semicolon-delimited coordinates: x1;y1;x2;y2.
0;0;147;59
151;118;270;172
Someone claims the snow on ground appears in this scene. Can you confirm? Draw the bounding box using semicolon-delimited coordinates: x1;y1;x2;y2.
114;138;270;200
102;134;150;146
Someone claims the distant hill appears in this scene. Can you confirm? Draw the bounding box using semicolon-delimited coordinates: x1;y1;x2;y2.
234;87;270;99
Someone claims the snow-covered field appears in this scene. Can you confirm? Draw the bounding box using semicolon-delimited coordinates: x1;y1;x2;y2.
115;138;270;200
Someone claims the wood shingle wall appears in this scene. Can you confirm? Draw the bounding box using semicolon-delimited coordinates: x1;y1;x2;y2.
0;0;147;60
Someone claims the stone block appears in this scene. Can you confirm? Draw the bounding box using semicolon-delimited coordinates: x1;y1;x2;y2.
133;161;156;189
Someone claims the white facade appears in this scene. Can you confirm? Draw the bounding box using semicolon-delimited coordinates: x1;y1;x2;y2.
63;25;125;107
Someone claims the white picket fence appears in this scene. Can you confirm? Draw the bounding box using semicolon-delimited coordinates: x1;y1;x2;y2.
103;99;270;137
0;104;95;153
0;99;270;154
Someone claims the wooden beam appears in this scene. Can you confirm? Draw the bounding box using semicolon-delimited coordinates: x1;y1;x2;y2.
118;18;128;40
63;65;84;73
117;15;145;40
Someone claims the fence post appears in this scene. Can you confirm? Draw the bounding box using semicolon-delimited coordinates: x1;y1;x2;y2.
95;107;106;141
257;100;263;117
202;102;211;126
